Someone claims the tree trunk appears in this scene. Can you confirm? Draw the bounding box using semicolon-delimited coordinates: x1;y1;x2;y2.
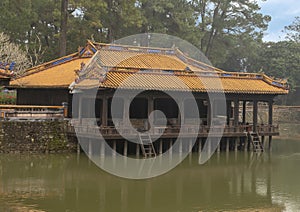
59;0;68;57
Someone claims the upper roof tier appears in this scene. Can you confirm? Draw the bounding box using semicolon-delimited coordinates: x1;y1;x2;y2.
10;40;289;95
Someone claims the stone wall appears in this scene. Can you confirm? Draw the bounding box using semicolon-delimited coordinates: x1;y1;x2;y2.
0;120;77;153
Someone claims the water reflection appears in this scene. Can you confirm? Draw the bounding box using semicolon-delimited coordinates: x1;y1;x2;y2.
1;140;300;211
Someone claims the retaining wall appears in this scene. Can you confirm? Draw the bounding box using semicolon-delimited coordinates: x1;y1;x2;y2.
0;120;77;153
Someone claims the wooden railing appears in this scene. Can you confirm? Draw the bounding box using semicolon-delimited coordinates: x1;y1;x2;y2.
69;121;279;138
0;105;67;120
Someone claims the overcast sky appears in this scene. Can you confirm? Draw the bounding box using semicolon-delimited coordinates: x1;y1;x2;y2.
258;0;300;41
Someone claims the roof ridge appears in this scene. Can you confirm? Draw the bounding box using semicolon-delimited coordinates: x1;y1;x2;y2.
174;48;225;73
92;41;175;52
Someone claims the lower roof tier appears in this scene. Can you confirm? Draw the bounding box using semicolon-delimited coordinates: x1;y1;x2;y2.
75;71;288;95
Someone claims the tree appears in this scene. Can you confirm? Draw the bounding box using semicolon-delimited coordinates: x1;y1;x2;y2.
134;0;199;48
192;0;270;70
248;41;300;89
0;32;31;75
285;16;300;43
59;0;69;57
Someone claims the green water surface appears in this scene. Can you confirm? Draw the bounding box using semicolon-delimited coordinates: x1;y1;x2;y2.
0;139;300;212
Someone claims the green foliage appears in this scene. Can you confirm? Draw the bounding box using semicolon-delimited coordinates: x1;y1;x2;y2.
0;0;270;67
192;0;270;70
0;91;16;105
248;41;300;89
285;16;300;43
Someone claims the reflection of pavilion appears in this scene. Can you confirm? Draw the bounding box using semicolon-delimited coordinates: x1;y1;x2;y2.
10;41;289;153
0;153;284;211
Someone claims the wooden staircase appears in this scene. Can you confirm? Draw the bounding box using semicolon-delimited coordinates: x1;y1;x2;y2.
138;133;157;158
248;132;264;153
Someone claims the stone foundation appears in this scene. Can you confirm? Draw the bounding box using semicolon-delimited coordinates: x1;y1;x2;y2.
0;120;77;153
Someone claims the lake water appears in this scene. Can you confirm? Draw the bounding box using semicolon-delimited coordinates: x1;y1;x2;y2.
1;139;300;212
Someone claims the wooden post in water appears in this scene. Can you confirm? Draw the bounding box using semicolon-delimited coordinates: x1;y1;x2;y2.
159;139;163;155
247;134;251;152
88;139;92;156
244;137;248;152
123;140;128;157
179;139;182;153
168;139;173;162
100;140;105;158
208;139;211;156
189;139;193;154
226;138;230;153
235;137;239;152
217;140;221;153
77;142;80;155
198;138;202;154
113;140;117;158
136;143;140;158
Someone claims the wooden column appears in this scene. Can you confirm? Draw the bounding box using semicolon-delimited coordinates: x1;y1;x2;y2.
148;97;154;132
123;98;130;126
207;99;212;126
78;96;82;120
268;100;273;150
179;97;184;125
268;100;273;126
253;100;258;132
226;100;232;125
234;99;239;127
148;97;154;116
242;101;246;124
102;96;108;127
136;143;140;157
88;139;92;156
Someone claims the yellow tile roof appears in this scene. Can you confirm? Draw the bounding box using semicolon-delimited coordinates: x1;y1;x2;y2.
97;49;213;72
92;41;223;73
76;71;288;94
0;69;11;79
9;41;289;95
10;58;90;88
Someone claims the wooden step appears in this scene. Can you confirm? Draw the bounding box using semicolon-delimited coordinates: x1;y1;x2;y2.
248;132;264;153
138;133;157;158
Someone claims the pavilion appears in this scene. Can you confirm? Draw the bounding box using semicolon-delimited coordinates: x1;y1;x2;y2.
9;41;289;153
